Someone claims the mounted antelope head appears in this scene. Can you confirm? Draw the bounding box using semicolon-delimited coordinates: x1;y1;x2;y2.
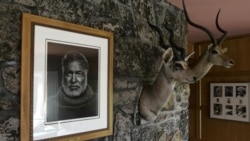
139;23;196;122
182;0;234;81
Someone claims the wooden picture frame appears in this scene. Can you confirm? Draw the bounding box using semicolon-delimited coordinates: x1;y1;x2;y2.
210;83;250;122
21;13;113;140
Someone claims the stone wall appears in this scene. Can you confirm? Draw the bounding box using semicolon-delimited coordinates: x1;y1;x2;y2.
0;0;189;140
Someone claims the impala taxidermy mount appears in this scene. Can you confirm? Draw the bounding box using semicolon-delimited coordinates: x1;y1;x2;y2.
182;0;234;81
139;22;197;122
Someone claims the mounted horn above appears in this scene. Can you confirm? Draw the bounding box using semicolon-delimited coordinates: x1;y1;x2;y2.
183;0;229;48
216;9;227;46
182;0;234;81
147;21;187;61
182;0;218;47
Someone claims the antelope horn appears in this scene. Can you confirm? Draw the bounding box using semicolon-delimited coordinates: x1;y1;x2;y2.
216;9;228;45
148;21;169;50
165;25;186;60
147;21;182;61
182;0;217;46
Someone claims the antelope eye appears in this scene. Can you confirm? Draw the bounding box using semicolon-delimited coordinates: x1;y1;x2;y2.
211;50;218;54
174;63;183;71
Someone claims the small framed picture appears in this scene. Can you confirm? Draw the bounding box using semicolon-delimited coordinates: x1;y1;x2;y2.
210;83;250;122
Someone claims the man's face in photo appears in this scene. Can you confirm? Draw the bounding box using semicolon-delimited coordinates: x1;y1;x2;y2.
62;60;88;97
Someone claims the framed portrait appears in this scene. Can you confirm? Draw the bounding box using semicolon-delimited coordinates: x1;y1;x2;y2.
21;13;113;140
210;83;250;122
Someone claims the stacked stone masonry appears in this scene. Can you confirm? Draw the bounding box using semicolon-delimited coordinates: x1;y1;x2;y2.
0;0;189;140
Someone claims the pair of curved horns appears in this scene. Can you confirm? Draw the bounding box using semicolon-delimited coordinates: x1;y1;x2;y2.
182;0;227;46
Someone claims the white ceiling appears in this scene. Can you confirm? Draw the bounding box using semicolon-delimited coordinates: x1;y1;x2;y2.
168;0;250;43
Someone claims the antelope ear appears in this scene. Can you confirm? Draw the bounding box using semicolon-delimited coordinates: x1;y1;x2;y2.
162;48;174;63
207;44;215;53
222;47;228;53
185;51;195;61
208;44;213;49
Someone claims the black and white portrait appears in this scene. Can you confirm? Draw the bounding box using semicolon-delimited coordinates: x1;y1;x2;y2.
214;86;222;97
236;86;246;98
236;105;246;118
225;86;233;97
214;104;222;115
46;42;99;123
225;105;233;116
